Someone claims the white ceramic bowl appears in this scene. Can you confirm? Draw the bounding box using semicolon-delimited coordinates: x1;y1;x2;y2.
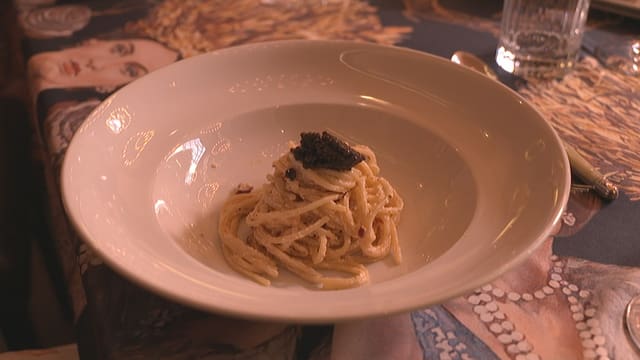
61;40;570;322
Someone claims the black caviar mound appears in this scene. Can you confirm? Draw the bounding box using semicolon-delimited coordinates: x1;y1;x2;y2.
291;131;365;171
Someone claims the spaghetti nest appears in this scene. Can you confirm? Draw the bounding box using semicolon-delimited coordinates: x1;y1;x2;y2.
218;139;403;290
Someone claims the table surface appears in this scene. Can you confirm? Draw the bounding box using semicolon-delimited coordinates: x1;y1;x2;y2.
14;0;640;359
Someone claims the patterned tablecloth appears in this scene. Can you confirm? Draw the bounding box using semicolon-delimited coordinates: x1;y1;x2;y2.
14;0;640;358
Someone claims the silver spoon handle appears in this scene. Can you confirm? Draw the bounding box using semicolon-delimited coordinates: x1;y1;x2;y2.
565;143;618;200
450;50;619;201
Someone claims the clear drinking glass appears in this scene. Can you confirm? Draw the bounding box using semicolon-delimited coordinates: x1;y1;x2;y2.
496;0;591;78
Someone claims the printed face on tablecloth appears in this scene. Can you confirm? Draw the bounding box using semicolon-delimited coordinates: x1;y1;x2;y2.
28;38;179;92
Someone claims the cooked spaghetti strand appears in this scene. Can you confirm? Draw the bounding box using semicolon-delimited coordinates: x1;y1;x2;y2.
218;139;403;290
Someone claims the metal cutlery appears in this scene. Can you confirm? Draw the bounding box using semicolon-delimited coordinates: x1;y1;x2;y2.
451;50;618;201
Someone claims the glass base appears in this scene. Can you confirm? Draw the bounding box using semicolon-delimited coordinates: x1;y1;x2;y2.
496;43;578;79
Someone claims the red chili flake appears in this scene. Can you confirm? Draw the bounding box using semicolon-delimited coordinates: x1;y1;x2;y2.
358;227;365;237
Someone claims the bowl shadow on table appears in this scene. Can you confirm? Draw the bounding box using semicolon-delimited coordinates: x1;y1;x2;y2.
0;100;76;352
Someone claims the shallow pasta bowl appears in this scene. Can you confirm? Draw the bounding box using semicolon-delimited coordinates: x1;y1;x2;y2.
61;40;570;322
